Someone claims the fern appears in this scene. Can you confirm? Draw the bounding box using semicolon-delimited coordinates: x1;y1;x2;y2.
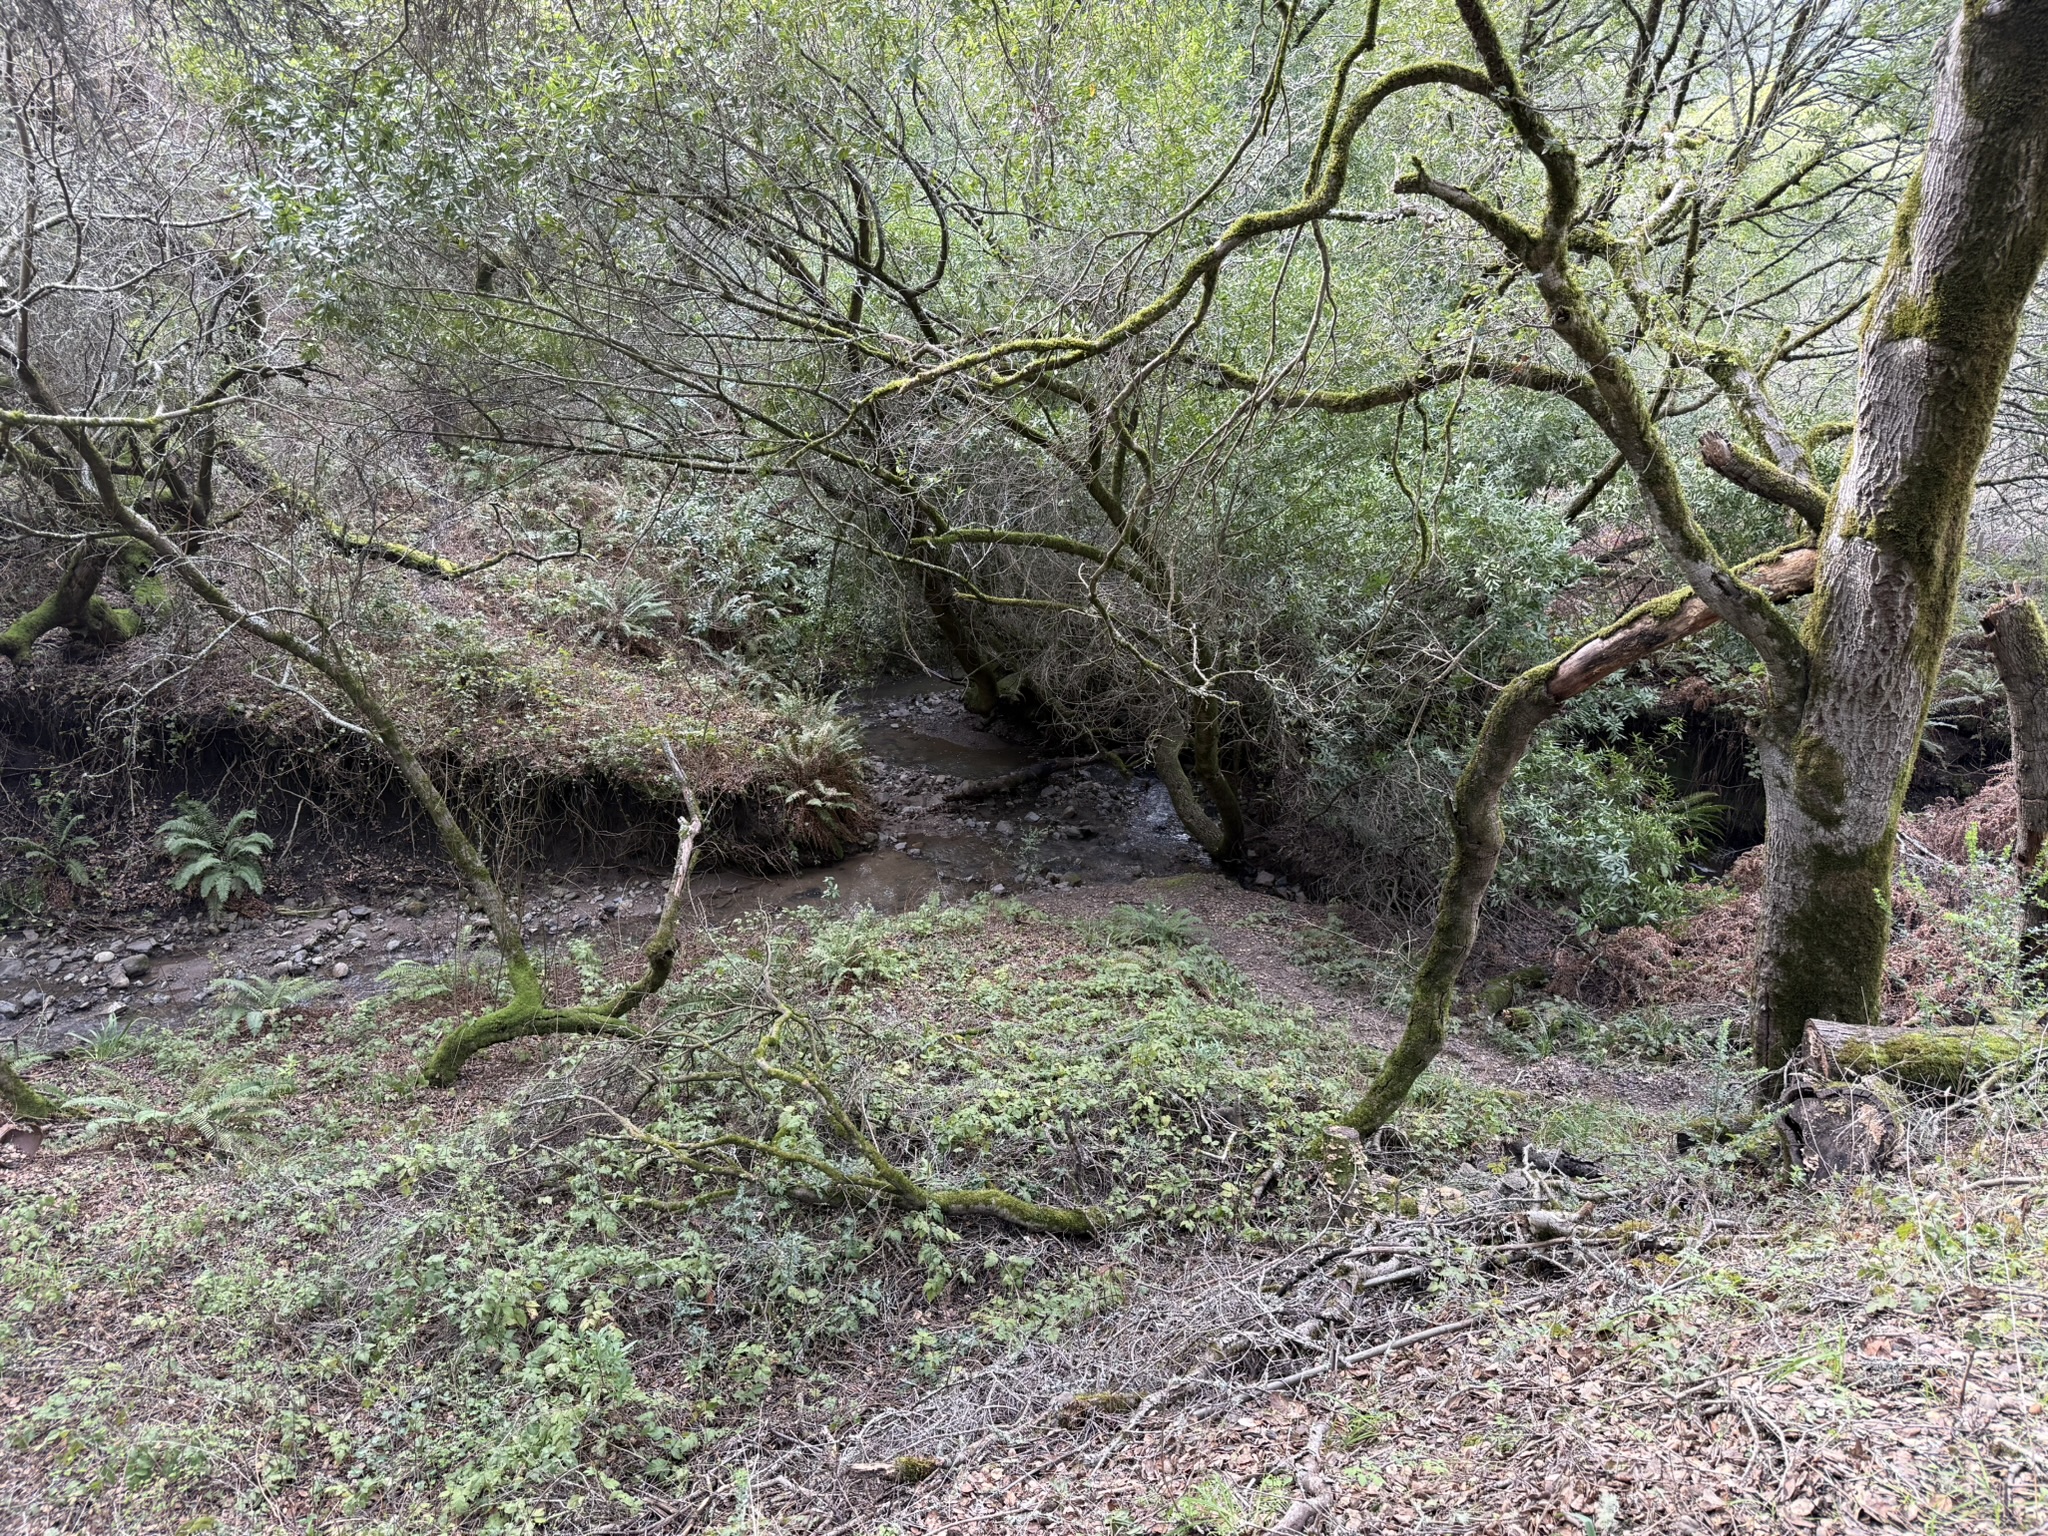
3;790;99;891
159;798;273;918
572;573;673;650
65;1068;289;1154
205;974;335;1037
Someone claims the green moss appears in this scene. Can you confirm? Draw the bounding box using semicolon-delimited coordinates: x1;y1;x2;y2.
1759;837;1896;1060
1834;1028;2037;1091
1791;732;1848;827
1881;290;1939;343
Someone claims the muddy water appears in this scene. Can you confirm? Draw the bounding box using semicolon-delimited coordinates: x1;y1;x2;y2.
0;682;1211;1054
697;680;1209;918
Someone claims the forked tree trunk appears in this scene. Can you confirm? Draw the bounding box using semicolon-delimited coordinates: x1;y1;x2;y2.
1154;697;1247;866
0;542;142;664
1982;593;2048;959
1751;1;2048;1072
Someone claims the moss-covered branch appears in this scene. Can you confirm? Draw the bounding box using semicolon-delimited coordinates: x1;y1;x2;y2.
1699;431;1828;531
0;543;142;664
1339;543;1817;1135
421;769;709;1087
1;1055;68;1123
614;1005;1097;1237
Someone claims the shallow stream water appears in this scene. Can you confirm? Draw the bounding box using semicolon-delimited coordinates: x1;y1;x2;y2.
1;681;1212;1052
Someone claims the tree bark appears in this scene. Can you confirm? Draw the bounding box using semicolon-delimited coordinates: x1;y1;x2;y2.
0;544;142;664
1340;546;1816;1134
1982;593;2048;959
1752;2;2048;1072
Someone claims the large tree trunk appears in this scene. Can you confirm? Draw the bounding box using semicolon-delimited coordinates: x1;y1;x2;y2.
1752;2;2048;1073
1982;593;2048;960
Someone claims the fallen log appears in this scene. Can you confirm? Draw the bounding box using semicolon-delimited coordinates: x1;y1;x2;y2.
1805;1018;2038;1092
940;754;1100;802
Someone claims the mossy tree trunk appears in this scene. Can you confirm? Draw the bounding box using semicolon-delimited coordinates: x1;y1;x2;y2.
1981;593;2048;960
0;542;142;664
1;1054;68;1123
1752;5;2048;1072
1339;547;1818;1133
1153;696;1247;867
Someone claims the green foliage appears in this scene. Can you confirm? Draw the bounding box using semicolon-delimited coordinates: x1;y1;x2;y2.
649;896;1359;1234
764;693;869;859
64;1066;294;1155
1094;902;1204;948
158;798;273;919
1499;735;1721;930
567;572;673;651
3;789;99;893
1490;999;1738;1066
206;975;338;1038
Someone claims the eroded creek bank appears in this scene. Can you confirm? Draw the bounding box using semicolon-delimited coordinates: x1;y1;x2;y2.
3;682;1299;1056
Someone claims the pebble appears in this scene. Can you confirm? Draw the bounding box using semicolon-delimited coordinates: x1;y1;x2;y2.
331;961;351;979
93;950;117;965
385;938;402;952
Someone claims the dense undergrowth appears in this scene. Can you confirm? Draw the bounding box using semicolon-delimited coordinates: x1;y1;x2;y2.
1;891;1619;1534
7;880;2048;1533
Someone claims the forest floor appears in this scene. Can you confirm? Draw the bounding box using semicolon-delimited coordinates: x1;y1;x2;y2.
3;687;2046;1535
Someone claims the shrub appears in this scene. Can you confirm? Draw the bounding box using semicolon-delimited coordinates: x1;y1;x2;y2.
1499;736;1719;930
158;798;273;919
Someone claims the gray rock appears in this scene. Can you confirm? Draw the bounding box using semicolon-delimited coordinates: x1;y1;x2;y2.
331;961;350;979
118;954;152;980
125;939;154;954
93;949;117;965
0;958;23;982
0;999;18;1018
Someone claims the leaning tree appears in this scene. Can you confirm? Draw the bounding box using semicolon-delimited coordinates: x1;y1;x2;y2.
825;0;2048;1117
